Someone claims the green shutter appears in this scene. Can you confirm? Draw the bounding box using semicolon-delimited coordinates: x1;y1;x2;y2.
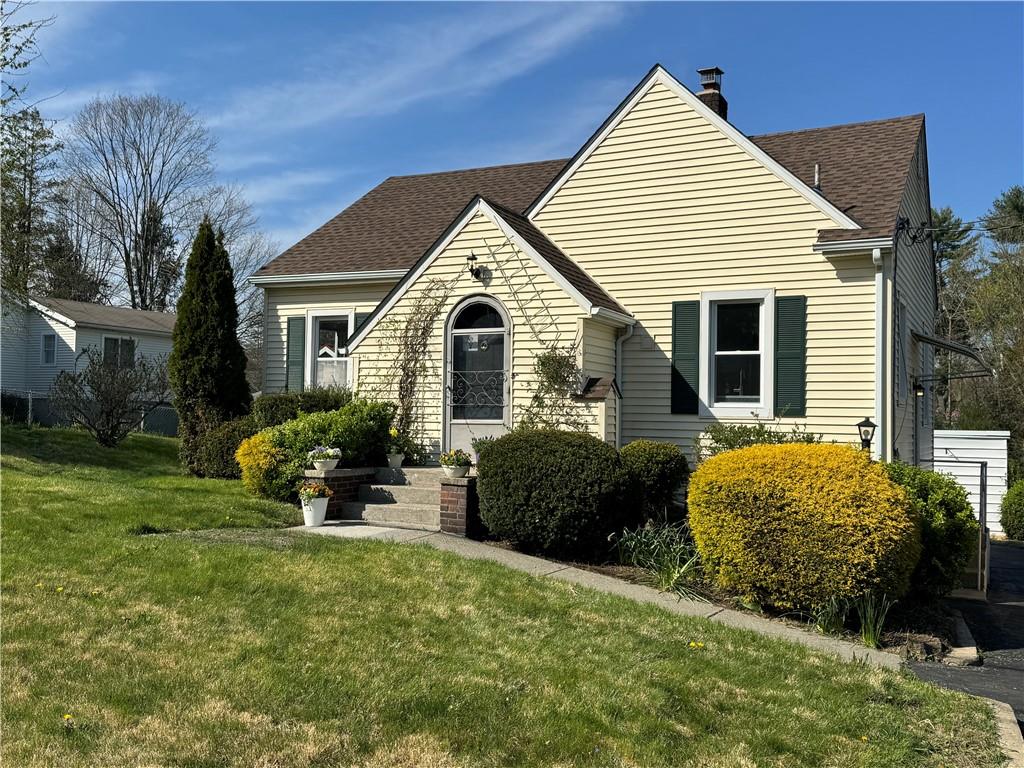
775;295;807;417
351;312;371;341
671;301;700;414
286;316;305;392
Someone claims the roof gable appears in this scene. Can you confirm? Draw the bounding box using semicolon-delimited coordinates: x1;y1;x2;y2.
347;197;630;351
525;64;861;232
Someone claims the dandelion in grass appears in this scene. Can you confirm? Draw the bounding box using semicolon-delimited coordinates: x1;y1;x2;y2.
55;586;64;593
62;713;76;731
34;582;43;588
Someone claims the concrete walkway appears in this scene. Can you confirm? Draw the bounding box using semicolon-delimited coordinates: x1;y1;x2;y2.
301;521;901;669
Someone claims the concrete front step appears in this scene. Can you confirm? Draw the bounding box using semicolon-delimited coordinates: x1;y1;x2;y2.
374;467;445;486
340;500;440;530
359;483;440;506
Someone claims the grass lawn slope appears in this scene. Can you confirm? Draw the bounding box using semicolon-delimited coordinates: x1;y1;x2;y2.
1;426;1003;767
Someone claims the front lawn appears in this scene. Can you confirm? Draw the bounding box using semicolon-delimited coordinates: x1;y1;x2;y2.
1;426;1003;767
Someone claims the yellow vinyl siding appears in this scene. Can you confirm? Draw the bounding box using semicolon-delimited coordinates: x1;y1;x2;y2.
263;283;395;393
352;211;596;456
533;80;876;458
580;318;619;445
892;134;935;465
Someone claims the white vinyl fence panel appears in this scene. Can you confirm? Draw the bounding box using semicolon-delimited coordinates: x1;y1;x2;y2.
933;430;1010;536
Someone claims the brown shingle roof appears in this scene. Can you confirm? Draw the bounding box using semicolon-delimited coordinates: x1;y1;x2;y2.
34;297;176;335
255;159;567;277
256;114;924;278
751;114;925;242
487;200;627;314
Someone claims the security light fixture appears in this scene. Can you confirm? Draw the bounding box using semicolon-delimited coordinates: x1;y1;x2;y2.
466;252;483;280
914;382;925;398
856;417;876;452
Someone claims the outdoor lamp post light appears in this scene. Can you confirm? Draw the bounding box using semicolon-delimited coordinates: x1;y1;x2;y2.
856;417;876;452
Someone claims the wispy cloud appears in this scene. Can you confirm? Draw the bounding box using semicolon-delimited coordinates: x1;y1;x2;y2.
209;3;625;138
241;168;341;207
39;71;168;121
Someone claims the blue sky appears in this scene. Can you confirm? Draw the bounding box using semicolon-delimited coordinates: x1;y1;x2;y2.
30;1;1024;252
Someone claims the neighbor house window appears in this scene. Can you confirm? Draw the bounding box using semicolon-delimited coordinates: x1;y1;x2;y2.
699;289;774;419
41;333;56;365
103;336;136;368
311;315;349;388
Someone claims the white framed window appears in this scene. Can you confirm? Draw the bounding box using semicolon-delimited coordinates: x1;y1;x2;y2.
699;289;775;419
102;336;136;368
41;333;57;365
304;309;354;388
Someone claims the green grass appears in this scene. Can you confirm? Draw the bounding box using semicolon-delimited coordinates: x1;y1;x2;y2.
1;426;1003;768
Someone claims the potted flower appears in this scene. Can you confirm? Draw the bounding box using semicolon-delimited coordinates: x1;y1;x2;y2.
298;481;333;527
386;427;405;469
439;448;472;478
470;435;496;465
308;446;341;472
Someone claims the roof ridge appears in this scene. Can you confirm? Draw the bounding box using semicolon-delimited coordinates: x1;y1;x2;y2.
750;113;925;140
386;157;569;182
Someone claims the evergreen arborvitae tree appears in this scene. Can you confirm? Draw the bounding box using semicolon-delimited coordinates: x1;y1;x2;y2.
170;217;252;474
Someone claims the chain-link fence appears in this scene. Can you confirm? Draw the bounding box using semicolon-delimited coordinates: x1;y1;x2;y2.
1;389;178;437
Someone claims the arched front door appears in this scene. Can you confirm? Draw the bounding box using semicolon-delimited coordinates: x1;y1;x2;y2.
444;297;511;456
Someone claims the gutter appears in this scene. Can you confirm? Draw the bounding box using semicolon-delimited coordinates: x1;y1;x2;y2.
614;323;634;448
248;269;407;287
813;237;894;255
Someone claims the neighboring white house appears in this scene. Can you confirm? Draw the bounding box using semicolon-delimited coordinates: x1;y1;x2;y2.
1;296;176;404
934;430;1011;536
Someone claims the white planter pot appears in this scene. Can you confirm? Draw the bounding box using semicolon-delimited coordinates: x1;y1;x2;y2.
301;497;329;527
442;464;469;479
312;459;339;472
387;453;404;469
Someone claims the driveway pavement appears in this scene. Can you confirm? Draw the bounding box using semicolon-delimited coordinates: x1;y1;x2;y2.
911;541;1024;730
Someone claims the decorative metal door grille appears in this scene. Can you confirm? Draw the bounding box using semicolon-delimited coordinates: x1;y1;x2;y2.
447;370;507;408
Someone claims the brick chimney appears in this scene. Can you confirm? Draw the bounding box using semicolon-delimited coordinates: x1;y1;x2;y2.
696;66;727;120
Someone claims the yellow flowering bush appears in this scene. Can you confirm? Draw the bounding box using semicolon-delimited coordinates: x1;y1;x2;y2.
235;431;282;498
688;443;921;610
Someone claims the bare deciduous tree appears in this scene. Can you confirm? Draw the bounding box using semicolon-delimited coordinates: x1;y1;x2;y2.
63;94;216;310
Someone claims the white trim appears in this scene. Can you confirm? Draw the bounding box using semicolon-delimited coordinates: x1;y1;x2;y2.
814;238;894;255
873;248;887;461
40;332;57;366
28;299;76;329
248;269;406;287
590;306;635;327
304;308;355;388
698;288;775;419
526;65;861;231
934;429;1010;439
347;198;617;352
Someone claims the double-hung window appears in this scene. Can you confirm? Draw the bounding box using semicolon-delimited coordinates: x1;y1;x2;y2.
41;333;56;365
305;310;353;388
699;289;774;418
103;336;136;368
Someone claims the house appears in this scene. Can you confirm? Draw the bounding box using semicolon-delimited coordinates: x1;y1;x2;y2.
1;295;176;425
252;63;958;465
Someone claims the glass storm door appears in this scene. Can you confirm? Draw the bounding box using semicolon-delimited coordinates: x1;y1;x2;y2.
445;300;510;456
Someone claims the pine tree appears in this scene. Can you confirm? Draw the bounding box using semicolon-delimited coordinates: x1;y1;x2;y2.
169;217;252;474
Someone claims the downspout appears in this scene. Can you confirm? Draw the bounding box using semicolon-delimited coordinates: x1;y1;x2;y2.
873;247;887;461
614;324;634;449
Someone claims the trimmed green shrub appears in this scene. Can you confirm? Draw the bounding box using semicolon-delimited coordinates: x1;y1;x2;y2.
688;444;920;610
236;399;395;501
192;415;259;479
1002;480;1024;540
619;439;689;519
693;419;821;464
885;462;979;598
251;387;353;429
477;428;631;560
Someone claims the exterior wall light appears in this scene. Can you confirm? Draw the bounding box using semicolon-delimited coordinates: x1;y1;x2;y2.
466;253;483;280
856;417;876;452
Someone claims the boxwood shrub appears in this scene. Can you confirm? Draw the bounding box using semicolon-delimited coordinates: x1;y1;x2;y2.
236;398;395;501
885;462;979;598
1002;479;1024;541
192;415;260;479
477;428;631;560
688;443;920;610
619;439;689;520
251;387;353;429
